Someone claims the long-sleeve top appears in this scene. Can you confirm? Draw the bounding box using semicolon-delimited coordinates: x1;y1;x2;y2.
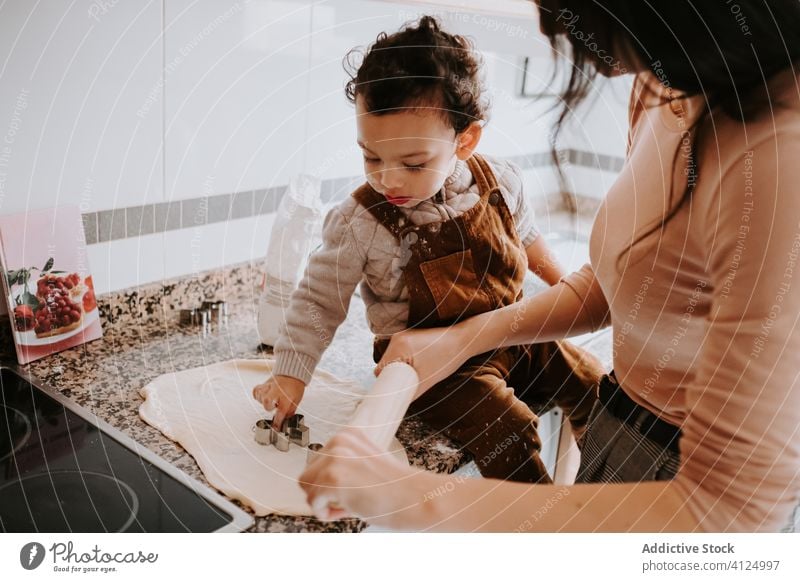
273;154;538;384
561;70;800;531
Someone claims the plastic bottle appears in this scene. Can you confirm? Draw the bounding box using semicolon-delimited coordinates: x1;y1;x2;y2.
257;174;322;346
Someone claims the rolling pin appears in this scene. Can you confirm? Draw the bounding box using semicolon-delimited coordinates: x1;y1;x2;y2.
307;361;419;517
347;361;419;450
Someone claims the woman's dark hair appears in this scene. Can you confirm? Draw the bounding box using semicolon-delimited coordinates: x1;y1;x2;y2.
535;0;800;266
344;15;489;133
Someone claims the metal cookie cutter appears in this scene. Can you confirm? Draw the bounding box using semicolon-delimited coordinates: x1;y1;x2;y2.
201;300;228;324
273;430;291;452
253;414;310;451
254;418;278;446
179;307;209;327
283;414;310;447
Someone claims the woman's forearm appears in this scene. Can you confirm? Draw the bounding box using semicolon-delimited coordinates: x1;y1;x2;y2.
526;235;565;286
459;278;607;358
391;472;698;532
299;429;699;532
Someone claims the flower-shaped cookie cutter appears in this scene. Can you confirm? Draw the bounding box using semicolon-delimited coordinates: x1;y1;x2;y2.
253;414;310;452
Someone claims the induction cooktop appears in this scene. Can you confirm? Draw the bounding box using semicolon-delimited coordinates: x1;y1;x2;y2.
0;365;253;532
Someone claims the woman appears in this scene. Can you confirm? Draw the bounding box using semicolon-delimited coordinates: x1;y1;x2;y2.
300;0;800;532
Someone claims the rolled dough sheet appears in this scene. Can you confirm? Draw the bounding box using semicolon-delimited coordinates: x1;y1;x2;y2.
138;358;409;516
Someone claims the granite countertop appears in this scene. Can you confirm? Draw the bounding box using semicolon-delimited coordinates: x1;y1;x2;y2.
0;263;467;533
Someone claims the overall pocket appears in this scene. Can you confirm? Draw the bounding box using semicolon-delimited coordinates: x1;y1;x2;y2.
419;249;495;321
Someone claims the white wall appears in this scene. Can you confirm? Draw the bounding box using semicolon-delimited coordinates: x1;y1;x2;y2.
0;0;625;294
554;75;632;153
164;0;312;200
0;0;163;214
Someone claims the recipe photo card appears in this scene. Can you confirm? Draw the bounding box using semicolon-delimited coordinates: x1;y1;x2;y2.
0;205;101;364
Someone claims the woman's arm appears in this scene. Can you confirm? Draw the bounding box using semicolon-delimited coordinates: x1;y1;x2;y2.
299;429;698;532
525;235;565;286
462;263;610;353
377;263;610;392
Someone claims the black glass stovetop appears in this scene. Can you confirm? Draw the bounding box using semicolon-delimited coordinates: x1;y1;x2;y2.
0;367;251;532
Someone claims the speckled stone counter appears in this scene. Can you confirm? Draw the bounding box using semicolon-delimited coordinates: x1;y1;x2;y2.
0;263;467;533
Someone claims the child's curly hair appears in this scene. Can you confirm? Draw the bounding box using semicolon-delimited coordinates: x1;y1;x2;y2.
344;15;489;133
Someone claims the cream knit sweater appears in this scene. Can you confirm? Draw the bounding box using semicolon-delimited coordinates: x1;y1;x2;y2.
273;154;539;384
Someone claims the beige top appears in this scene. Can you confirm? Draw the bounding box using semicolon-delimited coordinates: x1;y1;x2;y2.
562;70;800;531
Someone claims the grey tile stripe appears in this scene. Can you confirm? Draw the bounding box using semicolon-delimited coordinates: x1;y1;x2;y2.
567;149;625;173
81;213;98;245
85;148;623;244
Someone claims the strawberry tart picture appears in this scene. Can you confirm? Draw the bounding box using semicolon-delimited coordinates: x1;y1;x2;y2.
6;263;98;343
0;205;103;364
4;260;101;361
32;273;85;338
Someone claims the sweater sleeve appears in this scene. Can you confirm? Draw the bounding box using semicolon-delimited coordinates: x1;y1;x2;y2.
560;263;612;332
673;136;800;531
273;205;367;384
494;159;539;247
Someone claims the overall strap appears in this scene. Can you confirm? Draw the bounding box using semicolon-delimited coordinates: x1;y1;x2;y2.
351;183;407;241
466;154;501;198
352;154;502;240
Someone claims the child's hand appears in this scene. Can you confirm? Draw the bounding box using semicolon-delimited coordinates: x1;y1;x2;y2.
252;375;306;429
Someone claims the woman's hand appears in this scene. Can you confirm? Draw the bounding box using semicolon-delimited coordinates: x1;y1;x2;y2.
374;325;474;394
298;428;435;526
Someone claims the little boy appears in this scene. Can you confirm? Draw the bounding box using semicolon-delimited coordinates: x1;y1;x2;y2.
253;16;603;483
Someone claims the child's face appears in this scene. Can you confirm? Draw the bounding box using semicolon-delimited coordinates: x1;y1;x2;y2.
356;97;468;207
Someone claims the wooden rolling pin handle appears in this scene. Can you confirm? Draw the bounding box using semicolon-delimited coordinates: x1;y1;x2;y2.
347;361;419;451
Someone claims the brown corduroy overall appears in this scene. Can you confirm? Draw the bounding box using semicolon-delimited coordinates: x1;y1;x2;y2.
353;154;604;483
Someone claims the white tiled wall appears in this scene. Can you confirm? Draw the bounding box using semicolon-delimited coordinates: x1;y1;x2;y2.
557;75;632;163
161;213;275;282
164;0;312;200
1;0;625;294
566;165;624;202
305;1;399;181
89;233;167;295
0;0;163;215
481;53;559;160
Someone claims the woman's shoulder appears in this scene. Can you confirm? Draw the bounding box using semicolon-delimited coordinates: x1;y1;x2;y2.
705;73;800;177
748;67;800;127
695;73;800;241
627;72;673;142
